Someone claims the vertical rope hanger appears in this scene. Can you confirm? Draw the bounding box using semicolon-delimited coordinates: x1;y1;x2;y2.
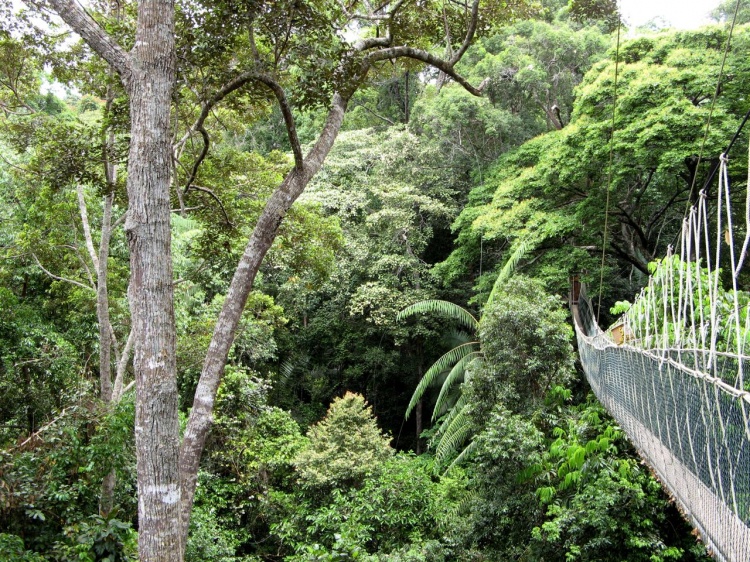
597;13;622;323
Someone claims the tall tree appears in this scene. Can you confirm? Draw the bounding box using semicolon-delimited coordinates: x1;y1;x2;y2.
443;26;750;300
19;0;179;558
21;0;519;558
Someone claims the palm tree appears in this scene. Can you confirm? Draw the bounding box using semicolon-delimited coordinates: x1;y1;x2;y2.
398;238;531;468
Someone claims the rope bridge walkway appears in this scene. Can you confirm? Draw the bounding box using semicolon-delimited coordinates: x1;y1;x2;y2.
571;153;750;561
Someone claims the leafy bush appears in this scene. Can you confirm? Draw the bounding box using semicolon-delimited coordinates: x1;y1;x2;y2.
527;400;711;562
52;514;137;562
0;534;45;561
0;399;136;556
185;504;240;562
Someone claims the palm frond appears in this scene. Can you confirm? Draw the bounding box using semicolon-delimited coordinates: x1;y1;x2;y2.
432;384;462;421
486;237;533;307
445;439;480;474
432;393;468;441
171;214;200;234
397;300;479;331
279;359;296;382
435;403;473;465
443;329;473;348
432;351;482;421
442;489;479;529
405;342;479;419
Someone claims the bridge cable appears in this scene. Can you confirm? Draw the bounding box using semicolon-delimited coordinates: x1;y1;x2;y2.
597;14;622;323
682;0;743;221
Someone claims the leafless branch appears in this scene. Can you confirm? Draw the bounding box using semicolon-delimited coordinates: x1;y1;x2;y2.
351;101;396;125
366;47;484;96
189;185;233;226
178;70;303;194
76;185;100;271
174;259;208;286
112;210;127;230
113;329;134;401
32;253;95;291
28;0;131;82
16;408;69;449
449;0;480;65
616;203;649;249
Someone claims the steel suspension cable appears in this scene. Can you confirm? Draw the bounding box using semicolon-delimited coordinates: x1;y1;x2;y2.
682;0;743;219
597;15;621;323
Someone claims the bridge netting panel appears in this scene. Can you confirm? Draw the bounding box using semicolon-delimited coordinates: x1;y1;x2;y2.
574;289;750;562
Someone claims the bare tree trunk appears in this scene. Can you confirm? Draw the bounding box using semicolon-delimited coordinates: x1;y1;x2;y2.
124;0;180;557
78;184;117;516
415;398;423;455
97;194;115;404
98;193;116;516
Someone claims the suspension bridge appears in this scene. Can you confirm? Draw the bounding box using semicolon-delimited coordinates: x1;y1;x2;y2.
571;152;750;560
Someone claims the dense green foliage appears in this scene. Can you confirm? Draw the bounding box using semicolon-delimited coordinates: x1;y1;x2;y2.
444;24;750;308
1;1;735;559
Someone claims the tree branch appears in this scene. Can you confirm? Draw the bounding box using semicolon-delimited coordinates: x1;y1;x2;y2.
366;47;484;96
646;185;689;236
76;185;100;272
112;210;127;230
16;408;69;449
179;93;350;536
449;0;480;65
609;239;650;274
32;253;95;292
178;71;303;186
113;329;134;401
254;74;303;170
188;185;233;226
353;36;392;51
351;101;396;125
30;0;131;82
615;203;649;249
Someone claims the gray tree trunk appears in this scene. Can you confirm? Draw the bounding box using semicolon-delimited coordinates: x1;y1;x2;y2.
125;1;181;558
96;193;115;517
41;0;181;557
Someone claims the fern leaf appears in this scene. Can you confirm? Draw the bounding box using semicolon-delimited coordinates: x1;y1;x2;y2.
405;342;479;419
432;351;481;421
397;300;479;331
486;238;534;307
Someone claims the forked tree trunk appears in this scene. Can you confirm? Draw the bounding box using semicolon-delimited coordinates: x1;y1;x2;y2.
52;0;182;556
178;94;348;542
36;1;483;557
